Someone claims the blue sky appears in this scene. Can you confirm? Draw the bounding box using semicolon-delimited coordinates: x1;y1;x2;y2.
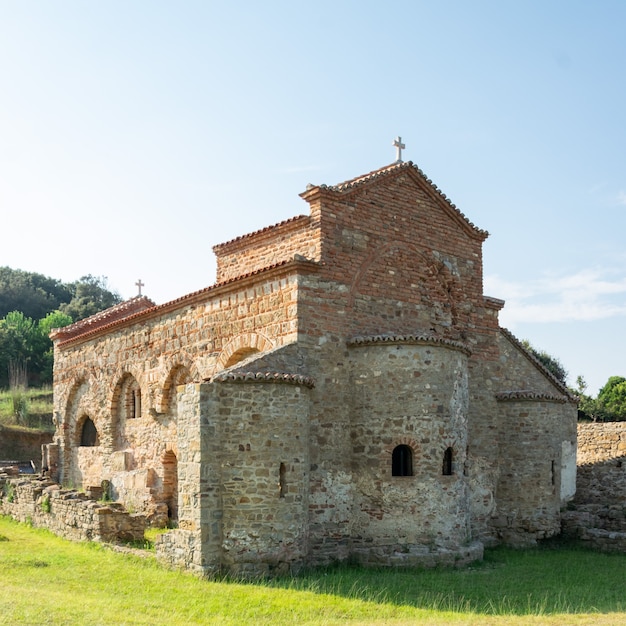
1;1;624;395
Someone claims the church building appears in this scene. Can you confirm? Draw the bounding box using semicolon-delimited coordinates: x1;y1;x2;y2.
47;153;578;577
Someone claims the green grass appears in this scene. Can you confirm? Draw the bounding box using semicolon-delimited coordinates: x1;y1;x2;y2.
0;517;625;625
0;386;53;430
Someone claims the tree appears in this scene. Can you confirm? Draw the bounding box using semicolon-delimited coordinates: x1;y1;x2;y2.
570;375;600;421
0;268;122;388
0;311;39;388
36;311;73;384
60;275;122;321
0;266;72;320
521;339;568;385
597;376;626;421
0;310;73;388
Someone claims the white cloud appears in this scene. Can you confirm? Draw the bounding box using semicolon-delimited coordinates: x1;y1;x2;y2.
616;190;626;206
485;268;626;326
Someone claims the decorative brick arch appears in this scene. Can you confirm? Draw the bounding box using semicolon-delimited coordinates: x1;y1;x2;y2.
61;368;93;419
384;436;420;457
63;376;92;449
109;368;146;450
216;332;274;370
107;366;146;416
347;240;460;327
155;351;197;413
158;360;198;415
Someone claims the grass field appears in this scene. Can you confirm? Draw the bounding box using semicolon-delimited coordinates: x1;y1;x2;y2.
1;517;625;625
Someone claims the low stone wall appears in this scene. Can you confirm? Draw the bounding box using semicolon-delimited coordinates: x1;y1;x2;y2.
562;507;626;552
0;425;53;467
0;473;146;543
351;541;484;569
561;423;626;552
577;422;626;465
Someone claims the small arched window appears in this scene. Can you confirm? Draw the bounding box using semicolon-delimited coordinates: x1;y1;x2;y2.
442;447;453;475
80;417;99;447
392;445;413;477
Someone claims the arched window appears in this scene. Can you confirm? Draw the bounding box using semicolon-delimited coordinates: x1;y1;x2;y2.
392;445;413;477
442;447;453;475
80;417;99;447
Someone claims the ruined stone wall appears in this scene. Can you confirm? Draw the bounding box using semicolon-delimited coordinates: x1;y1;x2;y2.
0;425;52;464
577;422;626;465
214;215;320;283
571;422;626;508
0;474;145;543
561;423;626;553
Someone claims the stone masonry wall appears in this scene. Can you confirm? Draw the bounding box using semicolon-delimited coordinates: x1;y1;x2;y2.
573;423;626;507
52;271;301;516
49;160;580;576
562;423;626;552
156;380;311;578
494;398;575;545
577;422;626;465
0;474;145;543
348;341;471;557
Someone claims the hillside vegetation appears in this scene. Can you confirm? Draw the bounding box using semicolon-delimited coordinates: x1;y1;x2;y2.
0;267;120;388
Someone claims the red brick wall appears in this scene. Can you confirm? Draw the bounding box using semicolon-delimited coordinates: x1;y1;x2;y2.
295;169;495;350
214;216;321;283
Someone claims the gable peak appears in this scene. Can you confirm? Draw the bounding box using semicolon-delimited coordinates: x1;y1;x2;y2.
301;161;489;240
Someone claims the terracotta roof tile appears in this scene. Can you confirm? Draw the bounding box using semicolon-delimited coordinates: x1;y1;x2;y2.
495;390;569;404
55;257;320;348
347;333;471;356
500;327;577;401
213;215;310;251
212;371;315;388
50;296;156;342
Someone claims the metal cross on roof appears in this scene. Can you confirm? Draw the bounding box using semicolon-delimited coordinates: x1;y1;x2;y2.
135;279;144;296
393;136;405;163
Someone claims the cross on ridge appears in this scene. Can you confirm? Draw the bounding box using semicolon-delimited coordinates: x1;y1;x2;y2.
393;136;405;163
135;279;144;296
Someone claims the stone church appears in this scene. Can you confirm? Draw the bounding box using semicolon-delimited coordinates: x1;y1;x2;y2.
47;156;578;577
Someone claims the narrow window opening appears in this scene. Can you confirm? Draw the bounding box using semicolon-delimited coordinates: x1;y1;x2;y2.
392;445;413;477
131;389;141;419
278;462;286;498
80;417;98;447
551;460;555;485
442;447;453;476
